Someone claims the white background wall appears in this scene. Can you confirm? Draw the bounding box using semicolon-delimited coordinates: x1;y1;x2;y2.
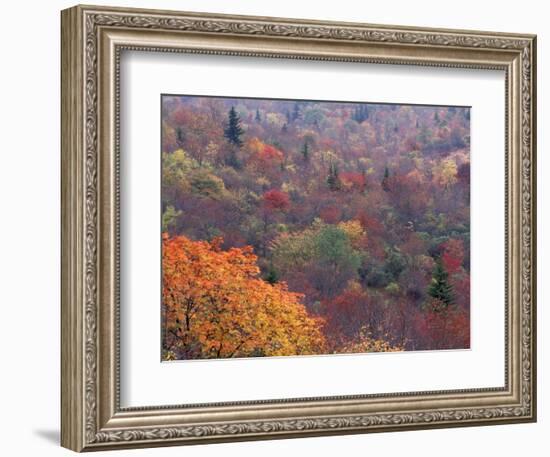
0;0;545;455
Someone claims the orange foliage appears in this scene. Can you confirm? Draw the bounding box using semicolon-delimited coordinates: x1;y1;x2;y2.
247;138;284;172
162;234;326;359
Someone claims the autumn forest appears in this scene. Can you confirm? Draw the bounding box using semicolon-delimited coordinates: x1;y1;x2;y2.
161;94;471;361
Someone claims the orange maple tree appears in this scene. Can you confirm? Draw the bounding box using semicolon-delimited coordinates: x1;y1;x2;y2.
162;233;326;360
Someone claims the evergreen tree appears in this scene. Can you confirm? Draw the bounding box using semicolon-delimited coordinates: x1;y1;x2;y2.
224;106;244;147
225;150;241;169
255;108;261;122
352;106;360;122
352;104;369;123
176;127;185;145
301;140;310;162
428;257;454;309
381;166;391;192
285;109;292;124
327;162;340;191
265;265;279;284
434;111;440;124
292;103;300;121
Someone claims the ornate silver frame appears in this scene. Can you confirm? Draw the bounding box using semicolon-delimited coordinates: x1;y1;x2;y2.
61;4;537;452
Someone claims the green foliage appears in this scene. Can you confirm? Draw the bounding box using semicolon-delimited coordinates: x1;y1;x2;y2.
384;247;406;281
162;149;196;179
303;107;324;126
385;282;401;295
271;221;361;282
314;225;361;271
225;149;242;169
270;226;318;273
162;149;196;202
363;264;391;288
189;169;226;199
162;205;182;233
417;125;432;145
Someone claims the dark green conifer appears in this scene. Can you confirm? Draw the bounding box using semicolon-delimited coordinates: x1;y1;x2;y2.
428;258;454;309
301;141;310;162
224;106;244;148
292;103;300;121
327;162;340;191
381;166;391;192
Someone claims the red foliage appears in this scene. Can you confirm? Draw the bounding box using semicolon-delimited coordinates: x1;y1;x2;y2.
357;211;385;237
340;172;367;192
262;189;290;212
451;271;470;310
319;205;342;224
457;162;470;188
401;233;428;257
405;135;419;151
385;173;430;217
261;144;284;162
324;287;371;342
414;301;470;350
171;107;192;126
441;238;465;274
319;138;336;150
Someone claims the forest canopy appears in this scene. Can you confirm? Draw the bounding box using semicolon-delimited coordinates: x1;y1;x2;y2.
161;95;471;360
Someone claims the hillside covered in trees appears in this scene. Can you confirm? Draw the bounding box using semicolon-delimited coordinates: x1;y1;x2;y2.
161;95;471;360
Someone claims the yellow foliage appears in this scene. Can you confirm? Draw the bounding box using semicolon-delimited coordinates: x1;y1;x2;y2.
432;158;458;187
256;176;271;189
337;220;367;247
265;112;286;128
339;327;403;354
246;137;264;155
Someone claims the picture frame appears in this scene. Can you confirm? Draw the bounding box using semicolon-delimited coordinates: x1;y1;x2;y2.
61;4;537;452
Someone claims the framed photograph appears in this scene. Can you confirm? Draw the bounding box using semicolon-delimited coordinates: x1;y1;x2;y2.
61;4;537;452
